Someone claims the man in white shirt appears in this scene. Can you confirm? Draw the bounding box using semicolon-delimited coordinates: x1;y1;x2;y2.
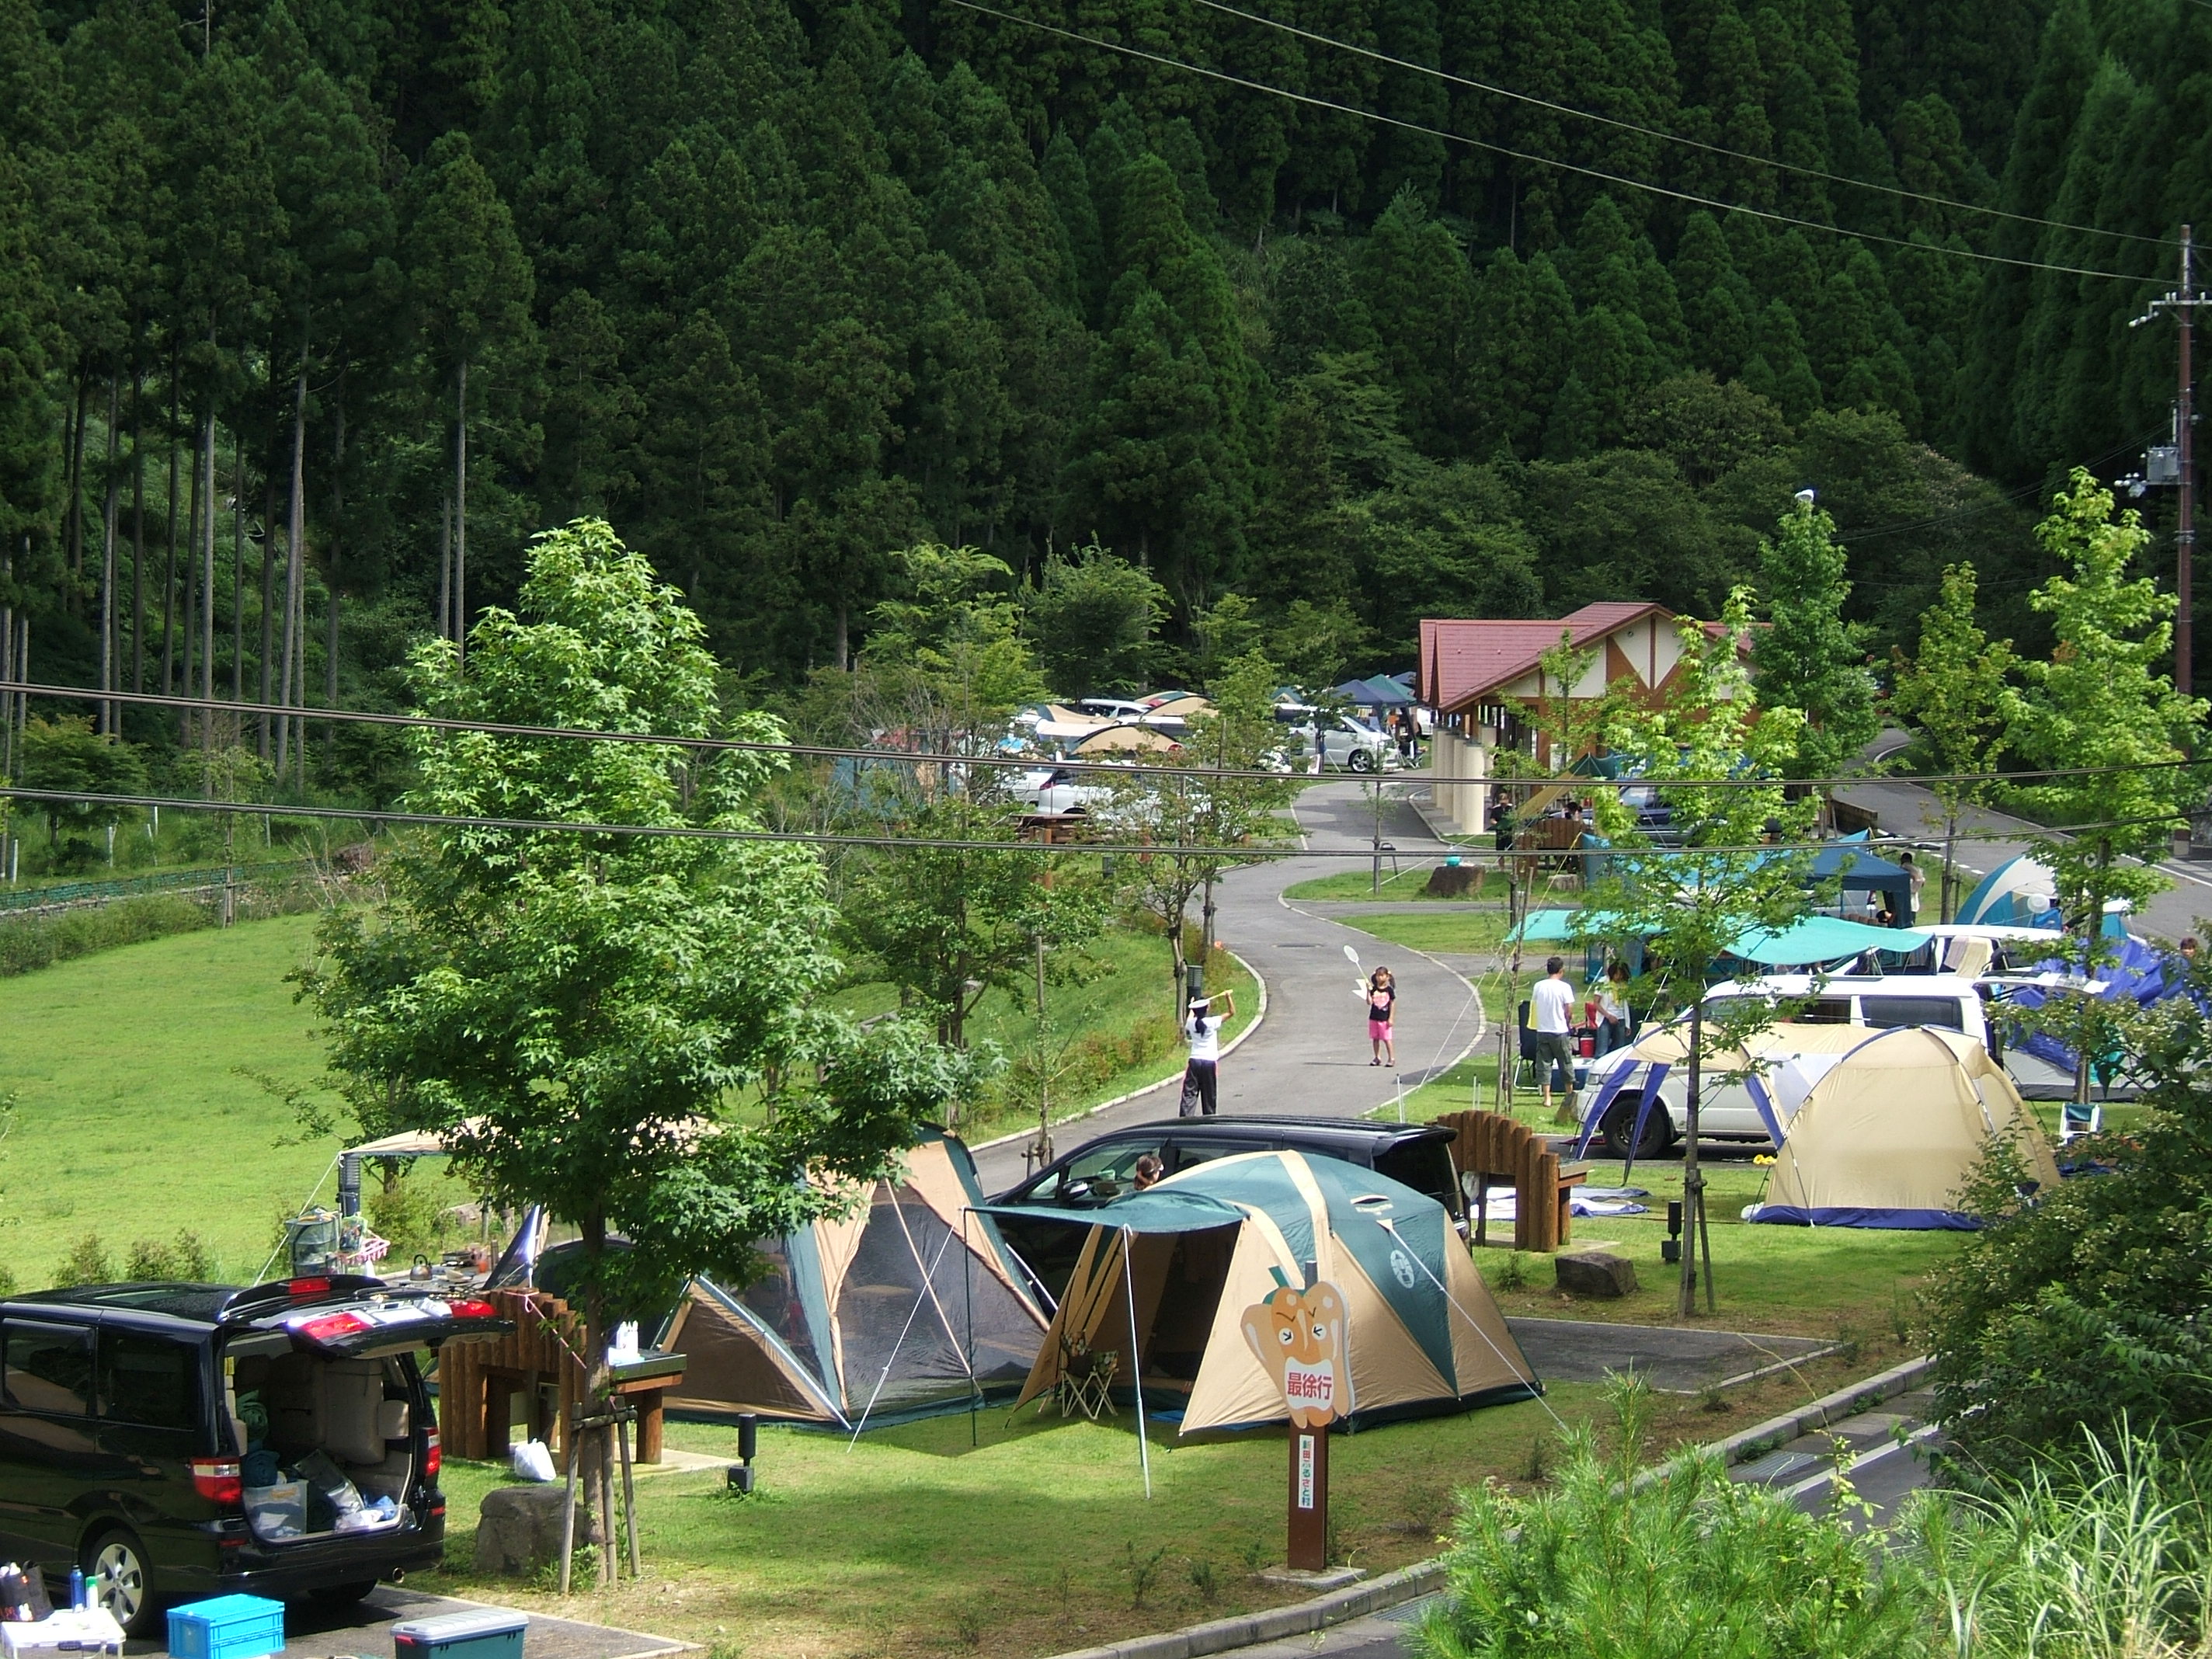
1529;957;1579;1123
1181;989;1237;1117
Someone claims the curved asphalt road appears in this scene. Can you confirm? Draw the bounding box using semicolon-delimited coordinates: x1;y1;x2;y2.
971;778;1484;1194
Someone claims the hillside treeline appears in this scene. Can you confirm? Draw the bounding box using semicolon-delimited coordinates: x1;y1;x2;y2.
0;0;2194;782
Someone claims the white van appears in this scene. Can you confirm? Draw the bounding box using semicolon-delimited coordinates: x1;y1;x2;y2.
1584;973;2001;1156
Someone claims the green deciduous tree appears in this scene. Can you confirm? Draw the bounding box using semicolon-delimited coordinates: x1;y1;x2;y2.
1888;563;2015;920
298;520;960;1344
1022;542;1165;695
1752;492;1878;781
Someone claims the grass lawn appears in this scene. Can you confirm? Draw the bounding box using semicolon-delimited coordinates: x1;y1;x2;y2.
0;912;334;1286
0;908;1254;1286
1282;864;1500;903
413;1334;1905;1659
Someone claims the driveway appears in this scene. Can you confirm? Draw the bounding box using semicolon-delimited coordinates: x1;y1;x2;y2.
971;779;1484;1193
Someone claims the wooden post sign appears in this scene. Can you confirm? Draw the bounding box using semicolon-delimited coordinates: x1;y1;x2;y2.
1240;1276;1349;1572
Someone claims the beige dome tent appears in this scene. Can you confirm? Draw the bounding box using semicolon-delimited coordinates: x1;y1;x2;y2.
1748;1027;2062;1229
987;1149;1539;1435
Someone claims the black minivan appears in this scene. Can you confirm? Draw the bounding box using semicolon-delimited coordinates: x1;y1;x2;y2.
0;1277;510;1634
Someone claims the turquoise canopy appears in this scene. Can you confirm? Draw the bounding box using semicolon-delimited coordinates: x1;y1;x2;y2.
1510;908;1928;966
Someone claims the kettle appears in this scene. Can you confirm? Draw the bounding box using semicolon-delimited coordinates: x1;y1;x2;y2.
410;1253;434;1281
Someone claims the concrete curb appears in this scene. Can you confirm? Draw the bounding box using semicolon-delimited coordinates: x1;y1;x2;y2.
1041;1561;1447;1659
969;947;1271;1156
1038;1355;1936;1659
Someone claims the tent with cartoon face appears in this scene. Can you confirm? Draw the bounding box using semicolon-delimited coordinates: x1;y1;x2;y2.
985;1149;1539;1433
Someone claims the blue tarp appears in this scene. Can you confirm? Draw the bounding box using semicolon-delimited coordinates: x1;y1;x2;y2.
2004;934;2193;1082
1510;909;1925;967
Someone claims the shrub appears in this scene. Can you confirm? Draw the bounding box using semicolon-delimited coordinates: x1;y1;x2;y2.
50;1233;116;1289
1415;1379;1932;1659
1923;994;2212;1461
124;1230;215;1281
0;895;212;978
367;1175;467;1261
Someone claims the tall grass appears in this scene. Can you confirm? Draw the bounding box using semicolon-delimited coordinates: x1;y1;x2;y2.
1416;1379;2212;1659
1921;1430;2212;1659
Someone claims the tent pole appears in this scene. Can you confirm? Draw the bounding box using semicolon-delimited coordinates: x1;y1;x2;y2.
1122;1226;1151;1500
965;1209;979;1449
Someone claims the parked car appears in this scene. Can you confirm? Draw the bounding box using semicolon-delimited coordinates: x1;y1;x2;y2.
1272;706;1392;772
1011;765;1116;816
0;1278;510;1633
989;1118;1463;1302
1582;969;2088;1155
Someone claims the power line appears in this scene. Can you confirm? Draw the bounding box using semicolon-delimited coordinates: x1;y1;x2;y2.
5;680;2203;790
944;0;2157;286
1184;0;2167;250
0;785;2191;861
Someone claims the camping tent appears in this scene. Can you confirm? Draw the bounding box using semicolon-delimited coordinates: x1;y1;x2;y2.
1958;854;2130;936
659;1132;1048;1428
1747;1027;2061;1229
986;1150;1539;1434
1075;723;1181;756
1570;1020;1887;1156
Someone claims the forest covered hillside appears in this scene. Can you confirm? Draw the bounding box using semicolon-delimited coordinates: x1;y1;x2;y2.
0;0;2203;781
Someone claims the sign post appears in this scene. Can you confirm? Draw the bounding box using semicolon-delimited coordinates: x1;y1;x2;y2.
1240;1275;1349;1574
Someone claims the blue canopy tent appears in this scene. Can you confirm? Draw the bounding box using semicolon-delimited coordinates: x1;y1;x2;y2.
1331;676;1417;717
1509;909;1928;970
1803;837;1914;917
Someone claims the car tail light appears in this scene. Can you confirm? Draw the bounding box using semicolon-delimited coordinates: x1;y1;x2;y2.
446;1298;499;1320
299;1310;370;1341
191;1458;243;1505
287;1277;332;1296
424;1429;441;1480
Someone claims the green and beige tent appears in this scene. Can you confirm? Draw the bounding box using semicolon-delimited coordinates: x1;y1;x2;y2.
986;1149;1540;1434
659;1132;1049;1429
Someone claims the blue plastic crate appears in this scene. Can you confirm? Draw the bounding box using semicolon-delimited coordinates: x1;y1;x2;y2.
165;1594;284;1659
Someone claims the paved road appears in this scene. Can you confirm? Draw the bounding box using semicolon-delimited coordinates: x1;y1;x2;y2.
1838;736;2212;942
971;780;1486;1194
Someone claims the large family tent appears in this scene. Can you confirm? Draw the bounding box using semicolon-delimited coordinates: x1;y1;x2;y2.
1571;1020;1885;1158
1748;1027;2061;1229
659;1132;1049;1428
986;1150;1539;1434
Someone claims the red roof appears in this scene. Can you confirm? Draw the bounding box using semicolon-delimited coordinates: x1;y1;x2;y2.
1420;603;1674;714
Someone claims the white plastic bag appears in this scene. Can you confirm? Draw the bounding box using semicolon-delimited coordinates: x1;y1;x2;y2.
510;1438;558;1483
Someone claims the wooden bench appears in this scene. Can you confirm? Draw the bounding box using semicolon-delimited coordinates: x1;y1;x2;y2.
1431;1109;1588;1253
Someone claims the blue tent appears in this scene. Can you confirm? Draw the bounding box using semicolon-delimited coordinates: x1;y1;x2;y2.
1332;675;1416;710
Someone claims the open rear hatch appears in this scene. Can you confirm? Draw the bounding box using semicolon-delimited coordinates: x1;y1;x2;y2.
219;1280;512;1546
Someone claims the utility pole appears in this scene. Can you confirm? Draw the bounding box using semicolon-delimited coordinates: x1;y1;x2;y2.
2132;226;2198;696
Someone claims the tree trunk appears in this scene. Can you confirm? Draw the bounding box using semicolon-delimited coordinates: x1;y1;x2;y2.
64;369;88;596
1681;993;1706;1317
130;355;144;697
99;371;119;735
259;470;275;761
200;400;216;752
161;364;178;699
231;425;245;702
454;359;468;665
278;348;307;777
437;490;452;642
181;406;199;746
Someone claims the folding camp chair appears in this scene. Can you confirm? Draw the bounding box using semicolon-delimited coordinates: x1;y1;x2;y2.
1515;1003;1571;1096
2059;1100;2102;1143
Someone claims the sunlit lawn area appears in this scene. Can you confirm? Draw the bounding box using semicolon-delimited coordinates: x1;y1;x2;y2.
416;1336;1902;1659
1282;865;1501;902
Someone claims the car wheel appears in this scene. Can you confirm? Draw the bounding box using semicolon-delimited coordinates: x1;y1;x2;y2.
1600;1101;1673;1161
84;1526;158;1638
1348;750;1377;773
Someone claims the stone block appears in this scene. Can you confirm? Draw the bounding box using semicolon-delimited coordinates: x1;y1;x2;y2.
475;1482;600;1576
1554;1250;1637;1299
1424;864;1480;898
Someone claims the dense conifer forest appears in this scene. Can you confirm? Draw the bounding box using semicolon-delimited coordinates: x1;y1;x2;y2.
0;0;2202;785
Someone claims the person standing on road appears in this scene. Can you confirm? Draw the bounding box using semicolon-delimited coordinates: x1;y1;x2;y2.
1180;988;1236;1116
1531;956;1579;1124
1366;967;1397;1066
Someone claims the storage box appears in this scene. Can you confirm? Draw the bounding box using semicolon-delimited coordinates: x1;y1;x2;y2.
391;1609;526;1659
165;1594;284;1659
1;1609;125;1658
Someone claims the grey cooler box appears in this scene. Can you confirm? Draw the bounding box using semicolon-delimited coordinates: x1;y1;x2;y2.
389;1609;527;1659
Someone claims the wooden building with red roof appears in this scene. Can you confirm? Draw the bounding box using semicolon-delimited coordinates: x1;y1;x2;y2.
1417;602;1709;833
